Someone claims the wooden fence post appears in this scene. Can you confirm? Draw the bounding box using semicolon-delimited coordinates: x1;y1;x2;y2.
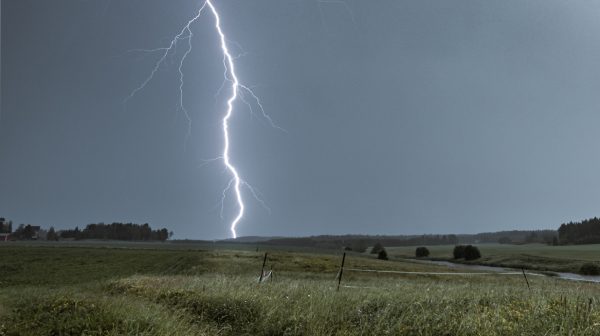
337;252;346;291
258;252;268;283
521;268;531;291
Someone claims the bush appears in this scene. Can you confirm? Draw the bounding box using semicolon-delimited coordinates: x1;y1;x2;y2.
371;242;384;254
453;245;481;260
580;263;600;275
377;248;388;260
415;247;430;258
453;245;466;259
464;245;481;260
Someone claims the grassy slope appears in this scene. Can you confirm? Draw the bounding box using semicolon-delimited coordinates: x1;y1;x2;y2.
1;243;600;335
388;243;600;273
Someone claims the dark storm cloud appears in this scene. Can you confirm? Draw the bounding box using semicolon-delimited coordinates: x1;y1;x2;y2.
2;0;600;239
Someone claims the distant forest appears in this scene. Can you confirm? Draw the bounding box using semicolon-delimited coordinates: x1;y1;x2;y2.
255;230;557;252
261;234;460;252
558;217;600;245
60;223;171;241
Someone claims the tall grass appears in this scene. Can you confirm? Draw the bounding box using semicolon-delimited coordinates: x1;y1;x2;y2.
2;244;600;335
102;274;600;335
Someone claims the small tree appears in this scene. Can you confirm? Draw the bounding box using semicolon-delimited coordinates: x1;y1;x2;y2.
464;245;481;260
453;245;466;259
47;227;58;241
377;248;388;260
371;242;384;254
415;247;430;258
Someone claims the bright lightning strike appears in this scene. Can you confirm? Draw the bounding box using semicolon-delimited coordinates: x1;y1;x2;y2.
205;0;246;240
126;0;278;239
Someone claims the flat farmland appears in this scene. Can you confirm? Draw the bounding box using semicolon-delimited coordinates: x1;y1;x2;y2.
388;243;600;273
1;243;600;335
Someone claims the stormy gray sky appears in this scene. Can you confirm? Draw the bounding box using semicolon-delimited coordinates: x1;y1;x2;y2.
2;0;600;239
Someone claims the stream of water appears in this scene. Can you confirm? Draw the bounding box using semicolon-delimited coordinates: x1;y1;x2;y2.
411;259;600;283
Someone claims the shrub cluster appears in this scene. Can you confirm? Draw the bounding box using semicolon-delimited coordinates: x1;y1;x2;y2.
464;245;481;260
453;245;466;259
579;263;600;275
453;245;481;260
415;247;430;258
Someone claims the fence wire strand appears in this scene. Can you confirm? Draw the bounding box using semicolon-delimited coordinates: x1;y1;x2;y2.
343;268;544;277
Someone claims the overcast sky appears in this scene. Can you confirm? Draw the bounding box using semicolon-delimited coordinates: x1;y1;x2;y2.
2;0;600;239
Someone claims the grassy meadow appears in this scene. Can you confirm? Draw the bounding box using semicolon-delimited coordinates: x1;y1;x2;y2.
388;243;600;274
1;243;600;335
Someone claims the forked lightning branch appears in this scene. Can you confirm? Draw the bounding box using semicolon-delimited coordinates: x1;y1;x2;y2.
126;0;276;239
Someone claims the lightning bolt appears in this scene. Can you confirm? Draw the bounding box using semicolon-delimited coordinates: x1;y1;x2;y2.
126;0;277;239
206;0;247;239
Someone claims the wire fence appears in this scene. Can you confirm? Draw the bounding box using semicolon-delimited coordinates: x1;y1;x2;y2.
251;252;596;291
343;268;544;277
333;252;543;291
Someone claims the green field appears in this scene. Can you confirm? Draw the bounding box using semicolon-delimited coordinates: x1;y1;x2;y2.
388;243;600;274
2;243;600;335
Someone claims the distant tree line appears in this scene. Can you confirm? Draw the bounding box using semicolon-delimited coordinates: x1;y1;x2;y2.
60;223;172;242
558;217;600;245
0;221;171;242
12;224;39;240
391;234;460;246
463;230;557;245
264;234;460;252
254;231;565;251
